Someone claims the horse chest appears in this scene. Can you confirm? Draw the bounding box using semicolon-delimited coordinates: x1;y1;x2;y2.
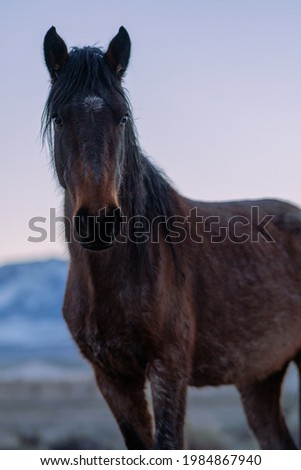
73;318;147;378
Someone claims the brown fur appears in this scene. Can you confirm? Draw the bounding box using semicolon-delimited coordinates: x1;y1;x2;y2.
63;196;301;449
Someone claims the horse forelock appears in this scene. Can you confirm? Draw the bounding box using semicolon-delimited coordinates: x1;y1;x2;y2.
41;46;130;147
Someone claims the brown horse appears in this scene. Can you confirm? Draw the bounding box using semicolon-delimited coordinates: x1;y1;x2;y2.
43;26;301;449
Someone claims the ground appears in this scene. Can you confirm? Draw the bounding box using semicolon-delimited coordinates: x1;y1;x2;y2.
1;364;298;450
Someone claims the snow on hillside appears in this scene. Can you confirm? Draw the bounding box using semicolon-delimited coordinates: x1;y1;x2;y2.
0;259;88;380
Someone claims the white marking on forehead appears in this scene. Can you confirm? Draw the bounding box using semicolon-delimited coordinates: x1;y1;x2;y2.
83;95;104;112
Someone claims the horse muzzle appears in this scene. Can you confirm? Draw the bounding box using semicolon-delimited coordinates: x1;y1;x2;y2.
73;206;122;251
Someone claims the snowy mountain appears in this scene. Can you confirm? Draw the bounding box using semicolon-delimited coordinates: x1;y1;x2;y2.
0;259;88;380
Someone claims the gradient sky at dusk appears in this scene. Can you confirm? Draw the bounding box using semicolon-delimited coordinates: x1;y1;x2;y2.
1;0;301;264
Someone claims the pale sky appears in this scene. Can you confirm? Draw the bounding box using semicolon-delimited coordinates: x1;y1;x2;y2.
1;0;301;264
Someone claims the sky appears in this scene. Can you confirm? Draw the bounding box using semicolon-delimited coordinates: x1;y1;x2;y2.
1;0;301;264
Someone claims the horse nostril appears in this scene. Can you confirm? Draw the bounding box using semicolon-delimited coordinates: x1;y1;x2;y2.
105;222;115;240
74;206;121;249
74;208;91;239
113;207;122;238
80;214;87;230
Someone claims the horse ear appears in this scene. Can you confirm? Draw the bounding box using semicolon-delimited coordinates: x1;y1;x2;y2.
104;26;131;79
44;26;69;81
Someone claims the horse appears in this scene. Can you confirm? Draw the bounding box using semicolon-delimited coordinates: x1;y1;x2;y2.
42;25;301;450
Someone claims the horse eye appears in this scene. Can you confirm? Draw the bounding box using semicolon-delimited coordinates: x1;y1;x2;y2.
120;115;129;126
52;114;63;127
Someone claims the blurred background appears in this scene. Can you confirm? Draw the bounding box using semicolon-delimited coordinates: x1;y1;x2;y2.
1;0;301;449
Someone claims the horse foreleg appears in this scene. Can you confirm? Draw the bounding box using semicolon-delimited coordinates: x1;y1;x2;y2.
238;365;297;449
149;357;188;449
93;366;153;450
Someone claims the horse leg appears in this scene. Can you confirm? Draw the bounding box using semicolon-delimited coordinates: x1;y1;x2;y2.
94;366;153;449
238;365;297;449
149;356;188;449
